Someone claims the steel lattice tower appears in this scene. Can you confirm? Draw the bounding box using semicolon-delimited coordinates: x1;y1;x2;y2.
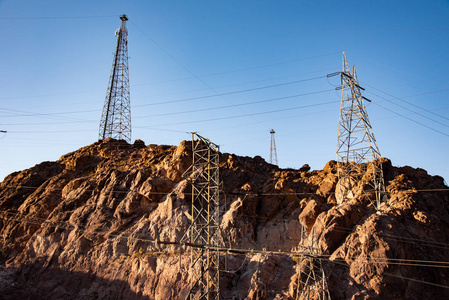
270;129;278;165
99;14;132;143
187;133;221;299
295;227;331;300
336;52;386;209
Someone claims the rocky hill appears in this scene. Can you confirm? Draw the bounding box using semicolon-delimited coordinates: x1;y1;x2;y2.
0;138;448;299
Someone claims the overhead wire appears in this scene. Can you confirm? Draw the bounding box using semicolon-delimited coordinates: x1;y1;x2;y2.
364;89;449;129
0;15;119;20
3;201;449;292
133;75;328;107
348;53;449;90
363;83;449;123
138;100;338;128
3;184;448;196
0;107;95;122
133;89;334;119
2;180;449;252
326;74;449;138
0;210;446;260
327;258;449;290
2;211;449;273
130;20;273;128
372;100;449;138
1;74;331;127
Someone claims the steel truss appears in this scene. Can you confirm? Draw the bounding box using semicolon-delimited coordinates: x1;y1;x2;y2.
336;52;386;209
295;227;331;300
270;129;278;165
99;14;132;143
187;133;221;300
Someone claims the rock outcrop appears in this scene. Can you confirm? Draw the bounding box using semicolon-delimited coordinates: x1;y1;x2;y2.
0;138;448;299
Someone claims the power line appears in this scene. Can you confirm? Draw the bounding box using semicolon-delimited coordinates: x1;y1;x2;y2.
2;210;449;265
0;94;335;127
3;210;449;291
372;101;449;138
3;183;449;252
4;84;447;123
3;185;447;196
363;83;449;123
0;120;96;126
364;89;449;129
130;60;338;88
133;89;334;119
348;53;449;90
134;75;328;107
0;15;118;20
7;129;97;134
0;107;93;122
328;258;449;290
1;75;330;129
0;108;99;117
138;100;338;128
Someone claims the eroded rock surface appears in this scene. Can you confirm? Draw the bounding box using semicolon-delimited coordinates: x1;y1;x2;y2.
0;138;448;299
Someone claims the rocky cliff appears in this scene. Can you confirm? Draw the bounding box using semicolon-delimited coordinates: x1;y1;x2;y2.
0;138;448;299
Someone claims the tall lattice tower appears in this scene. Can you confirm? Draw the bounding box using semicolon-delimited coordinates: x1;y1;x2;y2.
99;14;132;143
270;129;278;165
335;52;386;209
186;133;221;299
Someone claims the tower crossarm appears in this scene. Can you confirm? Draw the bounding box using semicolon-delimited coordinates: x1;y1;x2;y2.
336;52;386;209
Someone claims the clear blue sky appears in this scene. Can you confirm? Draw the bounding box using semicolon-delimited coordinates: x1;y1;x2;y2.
1;0;449;183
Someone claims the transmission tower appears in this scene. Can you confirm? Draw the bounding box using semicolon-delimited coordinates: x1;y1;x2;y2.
335;52;386;209
186;133;221;299
99;14;132;143
295;227;331;300
270;129;278;165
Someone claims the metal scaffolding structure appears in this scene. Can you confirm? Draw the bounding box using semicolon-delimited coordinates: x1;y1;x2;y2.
295;227;331;300
187;133;221;299
270;129;278;165
99;14;132;143
335;52;386;209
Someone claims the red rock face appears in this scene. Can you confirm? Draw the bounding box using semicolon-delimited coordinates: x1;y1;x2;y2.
0;138;448;299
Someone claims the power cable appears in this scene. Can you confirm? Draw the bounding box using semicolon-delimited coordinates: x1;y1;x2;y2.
328;258;449;290
3;185;447;197
133;89;334;119
363;83;449;122
0;107;95;122
2;181;449;251
138;100;338;128
364;90;449;129
0;15;118;20
0;75;329;126
7;129;97;134
348;53;449;90
372;101;449;138
133;76;328;107
0;120;97;126
0;108;99;118
2;211;449;272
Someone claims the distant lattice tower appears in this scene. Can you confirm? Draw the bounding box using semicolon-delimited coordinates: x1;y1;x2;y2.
270;129;278;165
335;52;386;209
99;14;132;143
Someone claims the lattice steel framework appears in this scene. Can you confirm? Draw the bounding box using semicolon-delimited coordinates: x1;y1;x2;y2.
188;133;220;299
336;52;386;209
295;227;331;300
99;14;132;143
269;129;278;165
